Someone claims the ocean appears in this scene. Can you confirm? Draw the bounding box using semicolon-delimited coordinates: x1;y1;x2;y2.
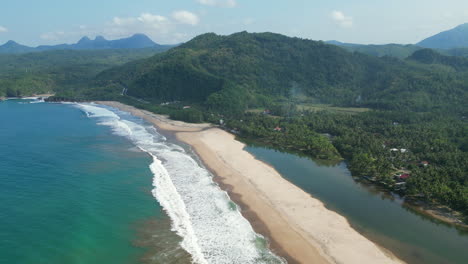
0;99;282;264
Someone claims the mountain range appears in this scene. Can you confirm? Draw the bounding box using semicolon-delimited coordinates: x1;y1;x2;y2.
0;34;171;54
327;23;468;58
2;22;468;56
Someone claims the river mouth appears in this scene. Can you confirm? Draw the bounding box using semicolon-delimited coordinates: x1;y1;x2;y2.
244;145;468;264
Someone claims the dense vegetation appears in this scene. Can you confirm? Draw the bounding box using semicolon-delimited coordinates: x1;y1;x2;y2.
226;110;467;218
0;47;170;97
84;32;466;114
408;48;468;71
4;31;467;222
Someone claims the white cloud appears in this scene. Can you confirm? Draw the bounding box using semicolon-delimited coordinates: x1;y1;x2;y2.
138;13;168;25
111;13;169;29
243;18;255;25
40;31;66;41
331;10;353;28
110;13;171;34
112;17;137;26
0;26;8;33
196;0;236;8
172;10;200;26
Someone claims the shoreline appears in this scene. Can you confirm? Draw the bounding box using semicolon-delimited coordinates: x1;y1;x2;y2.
357;177;468;229
97;101;404;264
404;199;468;229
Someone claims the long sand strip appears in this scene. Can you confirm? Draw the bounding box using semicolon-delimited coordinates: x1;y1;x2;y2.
97;101;404;264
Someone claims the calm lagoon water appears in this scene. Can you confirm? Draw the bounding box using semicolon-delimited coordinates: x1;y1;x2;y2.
245;146;468;264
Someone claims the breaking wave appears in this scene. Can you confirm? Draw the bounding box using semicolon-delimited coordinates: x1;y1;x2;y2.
75;103;284;264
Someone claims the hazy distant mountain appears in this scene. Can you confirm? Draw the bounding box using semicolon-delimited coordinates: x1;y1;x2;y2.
0;40;35;54
325;40;360;47
328;39;468;59
0;34;169;54
418;23;468;49
326;41;422;59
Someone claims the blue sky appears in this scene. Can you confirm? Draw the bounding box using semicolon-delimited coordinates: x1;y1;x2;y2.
1;0;468;46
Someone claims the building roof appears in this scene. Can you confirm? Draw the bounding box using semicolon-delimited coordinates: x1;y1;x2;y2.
400;174;410;179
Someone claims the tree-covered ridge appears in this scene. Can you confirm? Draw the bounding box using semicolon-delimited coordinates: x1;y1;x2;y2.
90;32;467;115
408;48;468;71
45;31;468;222
0;47;171;97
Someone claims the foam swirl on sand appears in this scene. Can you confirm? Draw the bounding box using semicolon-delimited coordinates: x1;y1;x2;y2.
76;103;283;264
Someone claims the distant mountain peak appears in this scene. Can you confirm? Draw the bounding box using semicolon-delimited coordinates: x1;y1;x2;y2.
455;23;468;29
418;23;468;49
95;35;106;41
131;33;147;37
0;40;34;53
4;40;19;46
78;36;91;44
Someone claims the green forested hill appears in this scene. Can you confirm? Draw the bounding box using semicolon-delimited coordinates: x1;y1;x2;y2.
408;48;468;71
88;32;467;114
41;32;468;221
0;47;171;97
72;32;467;220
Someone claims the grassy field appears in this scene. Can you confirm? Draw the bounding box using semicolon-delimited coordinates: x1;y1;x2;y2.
247;104;370;115
297;104;371;114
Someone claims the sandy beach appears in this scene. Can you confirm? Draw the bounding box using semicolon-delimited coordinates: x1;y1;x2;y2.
97;101;404;264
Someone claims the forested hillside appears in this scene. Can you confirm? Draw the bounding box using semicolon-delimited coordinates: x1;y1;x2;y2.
0;47;171;97
408;48;468;71
64;32;468;222
84;32;466;115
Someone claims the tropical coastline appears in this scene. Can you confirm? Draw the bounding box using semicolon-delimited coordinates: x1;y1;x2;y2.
98;101;404;264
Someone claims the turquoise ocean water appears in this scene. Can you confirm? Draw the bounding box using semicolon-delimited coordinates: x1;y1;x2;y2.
0;100;165;264
0;100;282;264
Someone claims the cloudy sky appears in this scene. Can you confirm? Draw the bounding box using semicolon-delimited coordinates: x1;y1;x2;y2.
1;0;468;46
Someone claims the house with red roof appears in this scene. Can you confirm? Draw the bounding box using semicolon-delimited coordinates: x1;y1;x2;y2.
400;174;410;180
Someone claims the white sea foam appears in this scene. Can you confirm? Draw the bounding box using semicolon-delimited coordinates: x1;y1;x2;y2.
29;98;45;104
75;103;284;264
